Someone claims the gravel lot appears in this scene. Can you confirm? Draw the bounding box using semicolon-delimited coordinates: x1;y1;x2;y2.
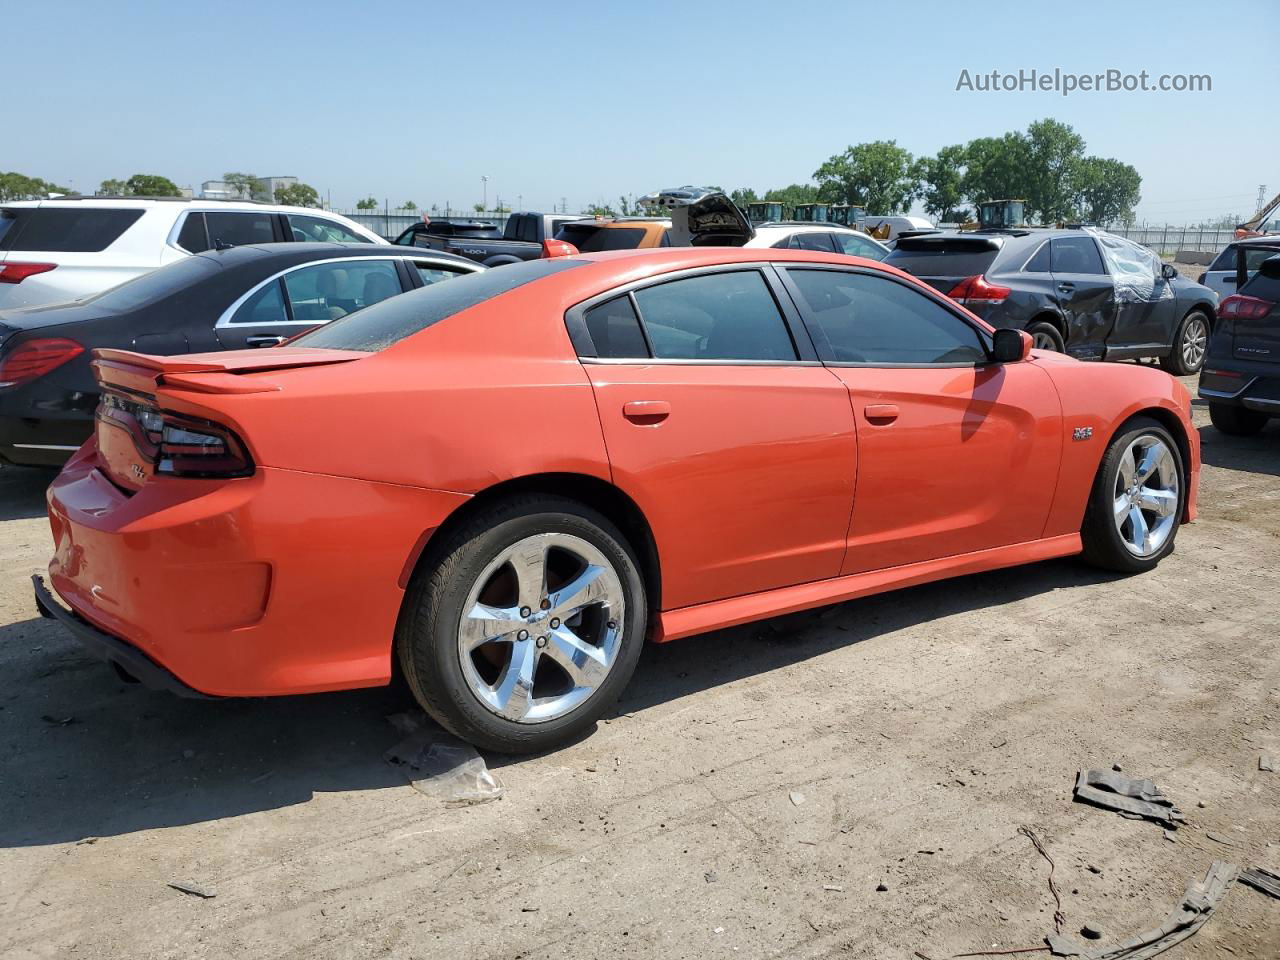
1;375;1277;960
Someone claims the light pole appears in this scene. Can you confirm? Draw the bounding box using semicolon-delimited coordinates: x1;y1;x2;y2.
481;175;489;212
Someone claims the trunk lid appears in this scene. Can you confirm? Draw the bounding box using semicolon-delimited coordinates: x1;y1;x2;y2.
1231;265;1280;363
639;187;754;247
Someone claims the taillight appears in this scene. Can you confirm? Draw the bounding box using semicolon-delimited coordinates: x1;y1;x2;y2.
98;392;254;478
1219;294;1275;320
0;262;57;284
0;337;84;388
541;238;579;259
947;274;1011;306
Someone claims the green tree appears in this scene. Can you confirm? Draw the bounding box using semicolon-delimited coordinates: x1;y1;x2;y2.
98;177;128;196
913;144;967;223
0;172;70;199
472;202;485;213
585;203;617;217
124;173;182;197
223;172;269;201
357;196;379;211
729;187;759;207
813;141;918;215
762;183;820;216
961;132;1032;208
1021;118;1086;224
402;201;417;211
274;182;321;207
1071;156;1141;225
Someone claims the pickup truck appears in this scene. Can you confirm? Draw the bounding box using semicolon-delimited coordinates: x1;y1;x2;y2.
396;212;588;266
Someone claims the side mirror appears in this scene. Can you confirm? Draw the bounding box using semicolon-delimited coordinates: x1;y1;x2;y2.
992;327;1033;363
541;238;579;259
1161;262;1178;280
1261;255;1280;280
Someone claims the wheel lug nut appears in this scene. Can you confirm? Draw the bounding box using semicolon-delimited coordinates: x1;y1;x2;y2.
520;606;531;618
517;629;529;641
536;636;548;649
549;618;560;629
540;599;551;610
607;620;618;630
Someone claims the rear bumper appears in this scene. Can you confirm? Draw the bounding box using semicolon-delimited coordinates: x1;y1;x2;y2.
45;441;470;697
0;414;91;467
1199;371;1280;414
33;575;213;698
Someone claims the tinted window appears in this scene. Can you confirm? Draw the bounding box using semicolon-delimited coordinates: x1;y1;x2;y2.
790;232;837;252
1209;245;1280;274
415;263;468;286
1208;244;1237;271
555;224;646;252
231;279;289;325
833;232;887;260
1241;265;1280;301
885;242;1000;278
176;213;209;253
632;270;797;361
206;211;276;247
1022;241;1050;272
1051;236;1106;275
0;210;19;246
283;260;402;325
786;269;987;365
287;214;368;244
583;295;649;358
518;217;538;243
291;258;587;352
0;208;143;252
87;255;221;311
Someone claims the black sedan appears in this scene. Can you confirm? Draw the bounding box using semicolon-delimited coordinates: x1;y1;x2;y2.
0;243;481;466
885;228;1218;374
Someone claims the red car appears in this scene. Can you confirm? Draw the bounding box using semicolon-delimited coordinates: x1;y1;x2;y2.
37;247;1199;753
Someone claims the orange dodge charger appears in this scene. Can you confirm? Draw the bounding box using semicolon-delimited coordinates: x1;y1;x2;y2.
37;247;1199;753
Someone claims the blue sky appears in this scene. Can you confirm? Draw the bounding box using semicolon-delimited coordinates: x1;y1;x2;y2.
10;0;1277;223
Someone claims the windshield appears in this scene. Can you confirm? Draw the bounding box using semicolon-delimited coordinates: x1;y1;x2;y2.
291;257;587;352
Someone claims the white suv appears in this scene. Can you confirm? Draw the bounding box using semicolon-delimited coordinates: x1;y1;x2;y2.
0;198;386;310
747;223;890;259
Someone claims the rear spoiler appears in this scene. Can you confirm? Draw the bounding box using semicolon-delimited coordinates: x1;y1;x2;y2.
894;234;1004;252
91;347;367;396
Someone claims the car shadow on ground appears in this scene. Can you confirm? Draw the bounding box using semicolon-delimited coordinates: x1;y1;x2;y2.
0;466;56;521
1198;422;1280;477
1;555;1119;848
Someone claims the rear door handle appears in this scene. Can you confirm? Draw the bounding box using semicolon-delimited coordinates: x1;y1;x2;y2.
1057;282;1075;294
622;400;670;425
864;403;899;424
246;335;286;348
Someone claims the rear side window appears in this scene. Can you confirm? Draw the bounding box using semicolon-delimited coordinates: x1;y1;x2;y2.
0;207;143;252
1022;242;1050;272
833;232;887;260
785;268;987;365
556;224;646;252
1208;244;1238;271
0;210;22;247
176;213;210;253
632;270;797;361
886;242;999;278
291;257;587;352
583;295;650;358
231;279;289;325
789;232;837;252
205;211;276;247
1050;237;1106;275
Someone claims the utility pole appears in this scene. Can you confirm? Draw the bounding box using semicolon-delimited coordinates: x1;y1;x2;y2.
481;175;489;212
1258;184;1268;216
560;196;568;214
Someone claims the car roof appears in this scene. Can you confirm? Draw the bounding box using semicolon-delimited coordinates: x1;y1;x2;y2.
0;197;360;217
192;242;477;269
753;224;867;237
562;218;672;228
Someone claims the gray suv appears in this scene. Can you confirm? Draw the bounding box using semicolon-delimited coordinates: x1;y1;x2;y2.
885;228;1219;374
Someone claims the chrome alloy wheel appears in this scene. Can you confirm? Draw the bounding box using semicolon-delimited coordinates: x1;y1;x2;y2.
1113;434;1180;557
1180;315;1208;371
1032;330;1060;351
457;532;625;724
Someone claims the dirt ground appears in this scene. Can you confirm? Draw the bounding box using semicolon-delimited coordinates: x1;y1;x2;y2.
1;375;1277;960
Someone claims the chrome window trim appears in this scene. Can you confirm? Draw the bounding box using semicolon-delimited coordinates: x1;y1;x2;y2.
579;357;824;367
214;254;476;328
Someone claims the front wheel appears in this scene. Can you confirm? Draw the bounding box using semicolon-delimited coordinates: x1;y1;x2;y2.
1080;417;1185;573
1027;321;1065;353
398;496;647;754
1160;310;1210;375
1209;402;1269;436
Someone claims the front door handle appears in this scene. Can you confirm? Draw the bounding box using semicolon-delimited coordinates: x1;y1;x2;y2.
864;403;899;424
622;400;670;425
246;335;286;348
1057;282;1075;294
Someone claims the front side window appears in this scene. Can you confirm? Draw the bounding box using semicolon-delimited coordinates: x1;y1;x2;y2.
287;214;369;244
786;268;987;365
206;211;276;248
230;278;289;325
632;270;797;361
1050;236;1106;275
833;232;887;260
282;260;402;325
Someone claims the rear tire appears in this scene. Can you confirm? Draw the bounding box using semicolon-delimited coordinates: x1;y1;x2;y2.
1209;402;1269;436
1027;321;1065;353
1160;310;1210;375
1080;417;1185;574
397;495;646;754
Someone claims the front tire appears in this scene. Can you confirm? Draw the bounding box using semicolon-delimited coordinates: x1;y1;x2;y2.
1209;402;1268;436
1160;310;1210;375
1027;321;1065;353
1080;417;1185;573
397;495;647;754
